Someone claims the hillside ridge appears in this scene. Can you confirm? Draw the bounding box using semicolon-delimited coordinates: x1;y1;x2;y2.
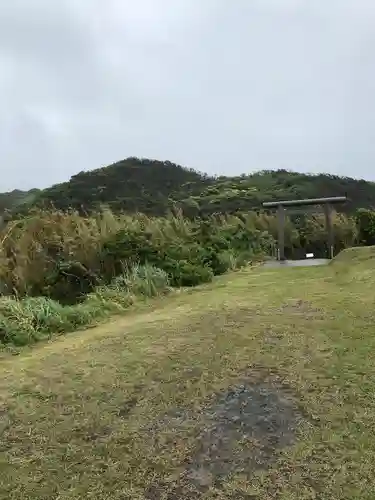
2;157;375;217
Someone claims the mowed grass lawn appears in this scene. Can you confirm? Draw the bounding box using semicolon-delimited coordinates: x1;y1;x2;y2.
1;248;375;499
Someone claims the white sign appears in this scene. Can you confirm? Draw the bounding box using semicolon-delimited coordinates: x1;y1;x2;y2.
306;253;314;259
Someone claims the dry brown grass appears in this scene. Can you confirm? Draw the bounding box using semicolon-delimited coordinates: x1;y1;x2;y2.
0;208;195;296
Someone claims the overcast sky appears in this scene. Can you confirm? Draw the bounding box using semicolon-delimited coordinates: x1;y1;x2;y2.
1;0;375;191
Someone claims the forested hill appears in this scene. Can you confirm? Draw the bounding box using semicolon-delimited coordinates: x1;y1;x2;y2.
2;157;375;217
0;189;40;213
31;158;213;216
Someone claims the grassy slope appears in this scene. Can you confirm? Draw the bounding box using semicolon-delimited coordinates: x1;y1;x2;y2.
1;250;375;499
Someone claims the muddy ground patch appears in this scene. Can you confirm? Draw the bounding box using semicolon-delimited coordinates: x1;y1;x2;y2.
144;375;305;498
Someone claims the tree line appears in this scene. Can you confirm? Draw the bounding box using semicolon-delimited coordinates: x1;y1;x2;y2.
2;158;375;219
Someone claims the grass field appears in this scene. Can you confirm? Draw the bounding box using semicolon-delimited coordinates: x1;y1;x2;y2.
1;248;375;499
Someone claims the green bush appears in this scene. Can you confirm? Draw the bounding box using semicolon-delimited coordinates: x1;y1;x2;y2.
216;250;238;272
102;228;217;286
125;265;170;297
41;260;100;305
102;229;164;278
0;296;74;346
0;264;171;347
162;260;214;287
355;209;375;246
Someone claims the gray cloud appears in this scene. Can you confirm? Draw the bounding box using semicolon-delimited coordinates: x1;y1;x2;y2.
1;0;375;190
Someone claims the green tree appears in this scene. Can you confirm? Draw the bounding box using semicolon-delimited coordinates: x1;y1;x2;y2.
355;209;375;246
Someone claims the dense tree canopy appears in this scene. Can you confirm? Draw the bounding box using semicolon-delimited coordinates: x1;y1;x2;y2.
2;157;375;217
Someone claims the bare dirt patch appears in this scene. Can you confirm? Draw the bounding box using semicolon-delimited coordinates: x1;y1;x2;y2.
145;374;304;498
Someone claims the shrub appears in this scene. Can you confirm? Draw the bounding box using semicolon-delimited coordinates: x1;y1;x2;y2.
0;207;273;311
216;250;239;272
0;264;171;347
162;260;214;287
124;264;170;297
0;296;72;345
41;260;101;305
102;227;221;286
101;229;164;278
355;209;375;246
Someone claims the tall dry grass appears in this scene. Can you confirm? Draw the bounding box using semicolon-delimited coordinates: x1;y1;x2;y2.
0;207;359;298
0;207;146;296
0;206;360;348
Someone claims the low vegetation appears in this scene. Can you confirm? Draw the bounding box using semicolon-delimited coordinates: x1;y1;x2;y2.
0;200;374;348
0;264;171;347
0;208;274;347
0;247;374;498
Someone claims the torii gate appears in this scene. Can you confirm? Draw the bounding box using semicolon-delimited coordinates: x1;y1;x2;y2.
262;196;348;261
